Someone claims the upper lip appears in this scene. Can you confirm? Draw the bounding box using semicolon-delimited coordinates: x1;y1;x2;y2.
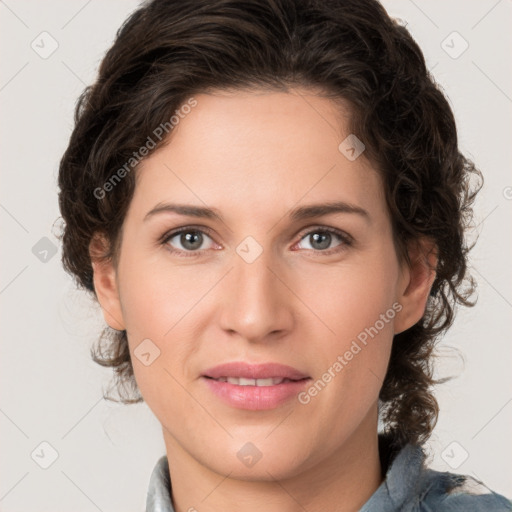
202;362;310;380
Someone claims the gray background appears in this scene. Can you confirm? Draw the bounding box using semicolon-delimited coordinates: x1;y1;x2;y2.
1;0;511;510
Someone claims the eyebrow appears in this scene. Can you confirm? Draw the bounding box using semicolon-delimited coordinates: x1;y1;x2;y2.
143;201;371;223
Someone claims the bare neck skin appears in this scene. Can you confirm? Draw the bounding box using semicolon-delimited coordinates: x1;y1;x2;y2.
163;404;382;512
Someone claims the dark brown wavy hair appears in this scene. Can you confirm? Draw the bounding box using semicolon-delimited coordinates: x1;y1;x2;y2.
57;0;482;448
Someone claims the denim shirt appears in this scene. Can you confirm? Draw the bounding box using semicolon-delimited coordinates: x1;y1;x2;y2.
146;435;512;511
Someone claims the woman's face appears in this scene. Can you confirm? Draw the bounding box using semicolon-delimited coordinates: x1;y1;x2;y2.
96;88;420;480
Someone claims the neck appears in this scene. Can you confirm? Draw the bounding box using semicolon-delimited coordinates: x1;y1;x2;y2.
163;408;383;512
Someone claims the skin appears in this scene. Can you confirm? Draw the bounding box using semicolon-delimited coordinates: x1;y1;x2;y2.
90;88;437;512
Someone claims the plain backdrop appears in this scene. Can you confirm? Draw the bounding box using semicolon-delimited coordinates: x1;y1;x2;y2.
1;1;511;510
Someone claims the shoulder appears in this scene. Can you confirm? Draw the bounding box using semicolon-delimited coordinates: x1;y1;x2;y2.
417;468;512;511
362;436;512;512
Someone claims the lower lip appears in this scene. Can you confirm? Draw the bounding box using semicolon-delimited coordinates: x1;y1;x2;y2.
202;377;311;410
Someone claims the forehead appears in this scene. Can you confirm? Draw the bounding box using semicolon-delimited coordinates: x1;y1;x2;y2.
130;88;384;223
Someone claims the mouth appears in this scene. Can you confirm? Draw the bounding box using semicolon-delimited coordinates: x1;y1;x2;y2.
203;376;308;386
201;362;311;410
202;361;310;381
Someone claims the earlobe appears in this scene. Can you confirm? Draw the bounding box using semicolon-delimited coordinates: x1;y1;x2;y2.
394;238;438;335
89;233;126;331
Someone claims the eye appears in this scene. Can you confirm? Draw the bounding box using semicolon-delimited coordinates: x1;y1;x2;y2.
161;227;218;255
160;225;353;257
294;227;352;253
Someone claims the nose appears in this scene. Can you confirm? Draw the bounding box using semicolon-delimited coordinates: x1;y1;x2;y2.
218;247;295;343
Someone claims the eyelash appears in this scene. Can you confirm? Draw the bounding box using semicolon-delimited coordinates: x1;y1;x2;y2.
160;225;353;258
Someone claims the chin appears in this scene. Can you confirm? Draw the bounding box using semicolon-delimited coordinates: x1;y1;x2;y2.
198;439;314;482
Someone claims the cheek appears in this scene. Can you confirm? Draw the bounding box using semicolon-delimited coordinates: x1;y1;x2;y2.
293;249;398;399
294;252;399;345
118;253;212;338
300;277;395;436
117;253;222;399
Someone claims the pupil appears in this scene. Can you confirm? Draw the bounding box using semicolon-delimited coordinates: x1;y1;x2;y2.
182;232;202;250
311;232;330;250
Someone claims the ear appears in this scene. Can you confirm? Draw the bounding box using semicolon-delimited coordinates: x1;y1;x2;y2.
394;237;438;335
89;232;126;331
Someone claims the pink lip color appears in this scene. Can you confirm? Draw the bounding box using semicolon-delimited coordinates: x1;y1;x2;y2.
202;377;310;410
202;362;309;380
201;362;311;410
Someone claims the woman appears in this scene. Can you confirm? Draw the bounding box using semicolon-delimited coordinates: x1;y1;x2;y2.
57;0;512;510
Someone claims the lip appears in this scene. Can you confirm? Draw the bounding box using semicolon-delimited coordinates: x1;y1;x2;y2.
201;362;311;411
202;362;309;380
